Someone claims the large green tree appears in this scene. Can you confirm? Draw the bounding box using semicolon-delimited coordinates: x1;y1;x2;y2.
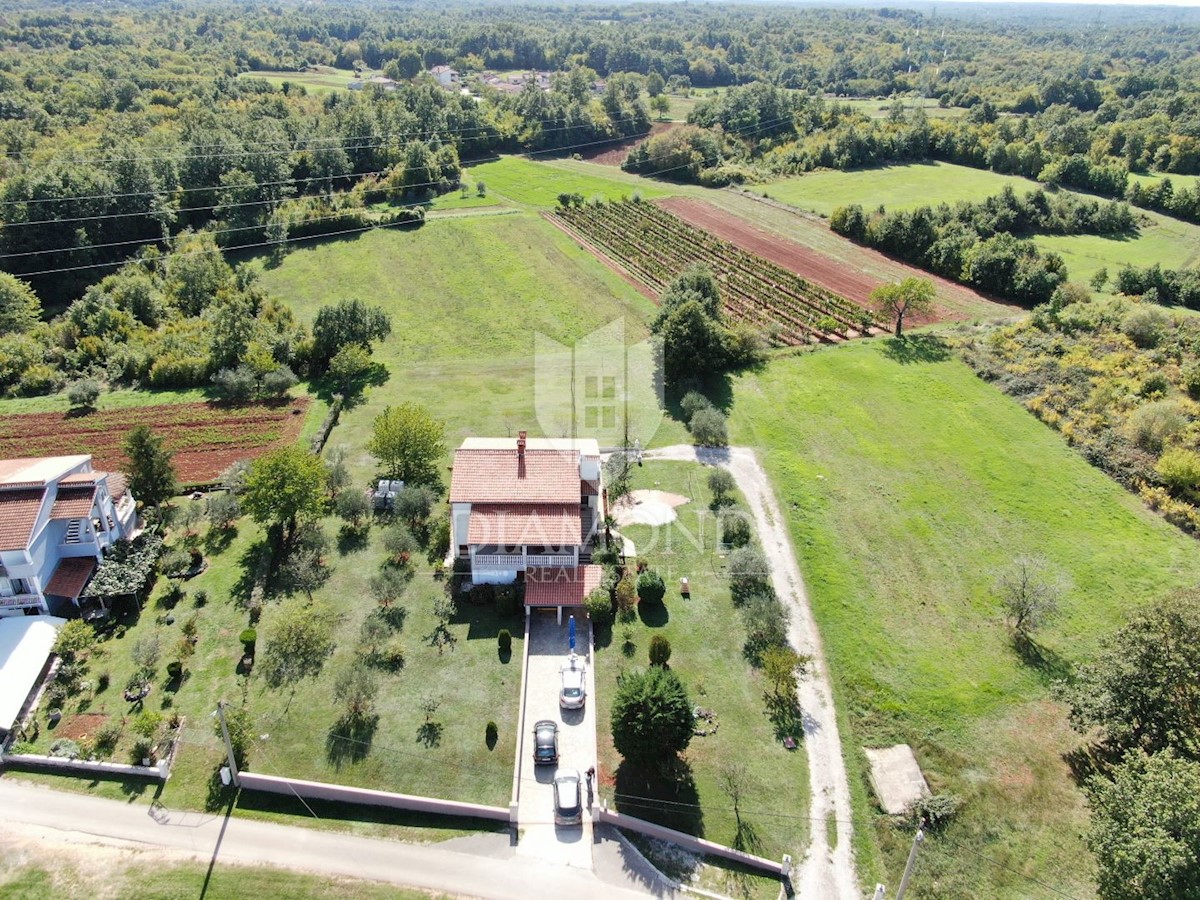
242;447;328;542
311;299;392;366
367;403;446;483
870;277;936;337
0;273;42;335
610;666;695;770
1088;752;1200;900
1062;590;1200;760
123;425;177;509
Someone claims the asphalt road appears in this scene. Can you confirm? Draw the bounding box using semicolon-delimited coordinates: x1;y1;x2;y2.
0;778;669;899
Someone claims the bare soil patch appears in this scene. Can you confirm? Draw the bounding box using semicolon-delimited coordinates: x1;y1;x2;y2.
656;196;1013;326
56;713;110;741
0;398;310;487
611;488;690;526
577;123;675;167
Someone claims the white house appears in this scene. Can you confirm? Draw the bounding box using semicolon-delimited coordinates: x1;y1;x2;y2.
430;65;460;89
449;432;605;622
0;455;137;618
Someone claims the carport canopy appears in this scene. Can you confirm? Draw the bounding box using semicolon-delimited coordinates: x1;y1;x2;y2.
524;565;603;624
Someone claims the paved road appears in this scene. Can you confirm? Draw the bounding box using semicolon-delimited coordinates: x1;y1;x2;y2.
0;778;670;899
515;614;598;869
642;445;859;899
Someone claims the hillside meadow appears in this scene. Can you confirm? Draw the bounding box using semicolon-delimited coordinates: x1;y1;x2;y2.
730;339;1200;898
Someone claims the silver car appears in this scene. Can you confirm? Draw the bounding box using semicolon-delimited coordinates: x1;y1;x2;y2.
553;769;583;826
559;662;587;710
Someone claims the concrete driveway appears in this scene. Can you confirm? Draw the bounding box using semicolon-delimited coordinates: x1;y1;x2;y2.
515;611;598;870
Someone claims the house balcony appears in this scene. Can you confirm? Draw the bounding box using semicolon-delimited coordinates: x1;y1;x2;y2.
0;593;42;609
472;546;579;571
474;554;526;568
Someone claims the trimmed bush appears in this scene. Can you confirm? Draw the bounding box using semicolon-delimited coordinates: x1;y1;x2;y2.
649;635;672;666
239;628;257;646
680;390;713;420
495;584;518;617
690;406;728;446
498;629;512;654
637;570;666;606
166;660;183;680
585;587;614;624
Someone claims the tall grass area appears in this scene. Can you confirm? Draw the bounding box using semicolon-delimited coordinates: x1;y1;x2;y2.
761;161;1036;217
730;339;1200;898
255;214;690;467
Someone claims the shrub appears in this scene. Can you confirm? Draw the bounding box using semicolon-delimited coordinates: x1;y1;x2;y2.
166;660;183;680
742;592;789;666
469;582;495;606
615;576;638;620
585;586;614;624
498;629;512;654
94;720;122;757
211;365;258;403
689;407;728;446
1184;365;1200;400
53;619;96;661
913;793;962;831
49;738;80;759
260;365;298;397
1125;400;1187;453
67;378;102;411
707;468;735;504
649;635;672;666
132;710;163;739
1121;305;1170;349
721;512;752;548
680;390;713;420
1156;447;1200;498
239;628;257;646
495;584;518;617
1140;371;1171;398
728;547;771;603
631;572;663;608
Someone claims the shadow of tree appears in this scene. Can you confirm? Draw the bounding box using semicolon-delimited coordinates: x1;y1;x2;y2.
373;605;407;632
613;757;703;836
764;692;803;743
638;603;669;628
1011;632;1074;685
204;524;238;556
336;525;370;555
880;334;951;365
416;721;443;747
425;624;456;653
733;818;764;855
326;712;379;768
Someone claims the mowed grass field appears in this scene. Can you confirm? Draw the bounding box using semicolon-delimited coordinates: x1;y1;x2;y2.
761;161;1038;217
1034;207;1200;286
731;340;1200;898
237;66;360;94
255;211;690;466
465;155;678;209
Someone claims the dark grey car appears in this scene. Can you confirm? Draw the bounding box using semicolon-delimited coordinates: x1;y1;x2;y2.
533;719;559;765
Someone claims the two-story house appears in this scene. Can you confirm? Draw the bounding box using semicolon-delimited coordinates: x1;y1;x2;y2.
0;455;138;618
449;433;605;623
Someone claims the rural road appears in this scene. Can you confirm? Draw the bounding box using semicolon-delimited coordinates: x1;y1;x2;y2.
641;445;859;899
0;779;669;899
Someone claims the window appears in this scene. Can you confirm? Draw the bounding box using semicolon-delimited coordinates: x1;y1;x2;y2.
0;577;30;597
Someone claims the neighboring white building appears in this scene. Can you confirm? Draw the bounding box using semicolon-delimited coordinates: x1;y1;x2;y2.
448;432;605;622
430;65;459;89
0;456;137;618
0;614;65;740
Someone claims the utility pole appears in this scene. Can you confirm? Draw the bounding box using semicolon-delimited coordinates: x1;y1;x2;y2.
895;822;925;900
215;700;240;787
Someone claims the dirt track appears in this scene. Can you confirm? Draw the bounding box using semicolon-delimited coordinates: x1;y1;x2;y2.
657;196;1012;325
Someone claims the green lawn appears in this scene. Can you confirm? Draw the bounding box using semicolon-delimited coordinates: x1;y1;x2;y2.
465;156;678;209
595;460;809;896
1128;170;1200;191
254;213;689;462
0;386;211;417
0;849;436;899
829;97;968;119
730;339;1200;898
1034;207;1200;286
13;504;521;833
761;161;1037;217
237;67;361;95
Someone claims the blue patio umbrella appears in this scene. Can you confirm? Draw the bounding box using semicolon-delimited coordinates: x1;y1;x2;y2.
568;615;576;652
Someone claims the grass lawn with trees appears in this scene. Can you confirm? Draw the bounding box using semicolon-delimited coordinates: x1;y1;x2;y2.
254;213;690;470
594;460;809;898
11;500;521;835
730;338;1200;898
464;156;678;209
236;67;362;94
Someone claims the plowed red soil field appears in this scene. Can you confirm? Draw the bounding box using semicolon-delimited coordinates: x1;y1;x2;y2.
578;123;676;166
656;196;1012;325
0;398;310;486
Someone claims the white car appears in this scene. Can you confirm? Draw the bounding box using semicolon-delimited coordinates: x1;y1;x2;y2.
559;661;587;710
553;769;583;826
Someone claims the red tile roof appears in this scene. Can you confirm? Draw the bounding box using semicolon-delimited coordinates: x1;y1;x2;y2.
45;556;97;599
59;472;98;485
0;489;44;551
524;565;604;608
581;479;599;496
106;472;129;501
49;486;97;520
468;504;581;546
449;449;580;504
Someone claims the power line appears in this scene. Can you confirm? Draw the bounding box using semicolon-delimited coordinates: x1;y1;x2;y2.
0;114;797;271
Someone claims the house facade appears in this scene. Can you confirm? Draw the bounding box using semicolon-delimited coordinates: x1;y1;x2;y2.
430;65;459;89
0;455;137;618
449;433;605;622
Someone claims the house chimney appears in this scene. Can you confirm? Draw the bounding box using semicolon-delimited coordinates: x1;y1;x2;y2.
517;431;527;456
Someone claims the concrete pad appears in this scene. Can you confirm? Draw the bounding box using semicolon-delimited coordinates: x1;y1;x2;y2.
864;744;930;815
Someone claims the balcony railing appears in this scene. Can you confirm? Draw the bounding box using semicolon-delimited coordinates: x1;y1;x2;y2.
0;593;41;608
473;554;525;568
527;554;575;567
